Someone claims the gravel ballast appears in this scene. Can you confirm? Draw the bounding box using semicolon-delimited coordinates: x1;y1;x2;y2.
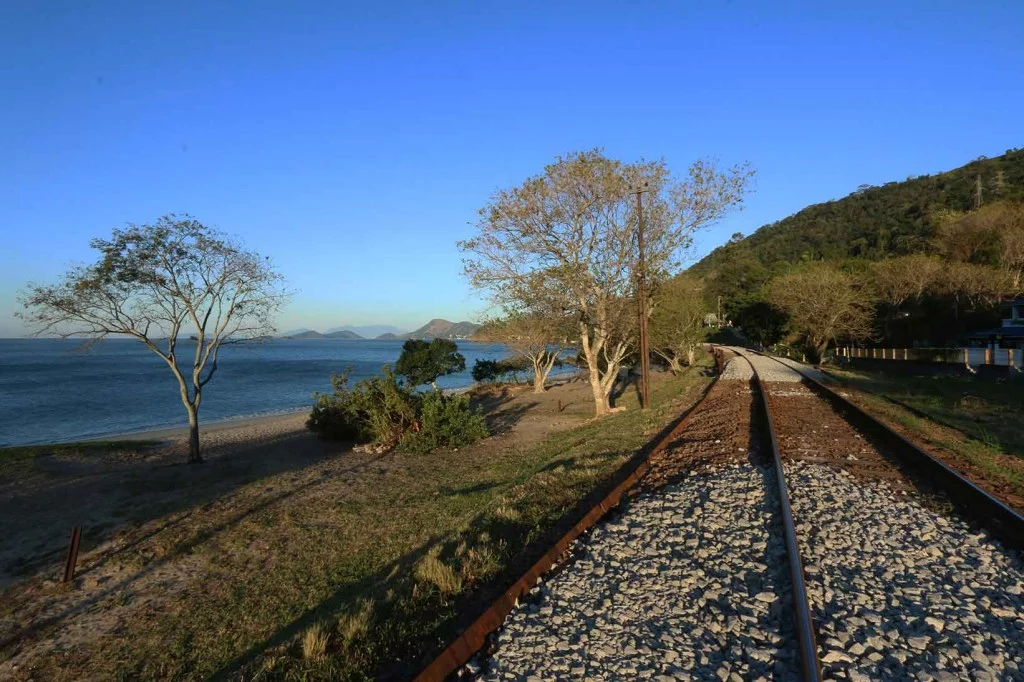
719;356;753;381
786;462;1024;681
474;464;799;681
740;353;803;383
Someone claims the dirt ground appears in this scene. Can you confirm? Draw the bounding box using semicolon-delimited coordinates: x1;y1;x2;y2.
0;372;658;679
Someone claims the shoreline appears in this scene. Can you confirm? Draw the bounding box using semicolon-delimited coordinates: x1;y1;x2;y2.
7;370;583;450
77;407;312;445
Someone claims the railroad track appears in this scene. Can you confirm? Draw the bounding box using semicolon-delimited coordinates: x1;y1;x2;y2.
727;347;1024;681
416;348;1024;681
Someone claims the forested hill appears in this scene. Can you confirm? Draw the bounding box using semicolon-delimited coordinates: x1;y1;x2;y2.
690;148;1024;275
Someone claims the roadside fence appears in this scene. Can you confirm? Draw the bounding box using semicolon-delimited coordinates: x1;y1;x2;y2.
839;346;1023;373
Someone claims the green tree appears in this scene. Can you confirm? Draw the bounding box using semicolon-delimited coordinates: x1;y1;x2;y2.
19;215;288;463
395;338;466;389
732;299;788;347
649;275;707;374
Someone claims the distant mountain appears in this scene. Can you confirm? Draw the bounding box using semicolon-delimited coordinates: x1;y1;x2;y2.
326;324;405;338
323;329;362;339
403;319;481;340
285;330;325;339
375;332;401;340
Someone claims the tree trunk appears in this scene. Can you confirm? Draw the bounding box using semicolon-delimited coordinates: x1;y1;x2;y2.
815;340;829;364
588;370;610;415
186;403;203;463
667;356;683;376
579;321;613;416
533;373;546;393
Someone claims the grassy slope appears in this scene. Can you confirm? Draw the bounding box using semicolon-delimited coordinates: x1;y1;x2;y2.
13;365;711;681
824;367;1024;499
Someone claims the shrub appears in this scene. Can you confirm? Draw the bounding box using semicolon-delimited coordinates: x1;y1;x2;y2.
395;338;466;387
401;390;489;453
306;371;371;442
307;367;421;447
309;369;487;453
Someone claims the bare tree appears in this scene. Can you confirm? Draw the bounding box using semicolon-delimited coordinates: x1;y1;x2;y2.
935;261;1011;318
475;309;572;393
19;215;289;463
870;255;944;308
460;149;751;416
769;263;874;359
649;275;707;374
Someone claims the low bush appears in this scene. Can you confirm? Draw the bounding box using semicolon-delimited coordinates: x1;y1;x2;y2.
306;367;421;448
308;367;488;453
401;390;489;453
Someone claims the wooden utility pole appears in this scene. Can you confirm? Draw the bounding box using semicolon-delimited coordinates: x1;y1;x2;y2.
634;183;651;409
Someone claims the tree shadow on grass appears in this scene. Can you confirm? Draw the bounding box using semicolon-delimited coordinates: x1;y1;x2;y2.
0;432;355;585
0;449;392;658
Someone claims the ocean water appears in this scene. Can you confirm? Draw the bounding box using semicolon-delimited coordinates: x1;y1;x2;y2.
0;338;528;447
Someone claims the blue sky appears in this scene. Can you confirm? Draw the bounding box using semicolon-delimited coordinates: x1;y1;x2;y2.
2;0;1022;337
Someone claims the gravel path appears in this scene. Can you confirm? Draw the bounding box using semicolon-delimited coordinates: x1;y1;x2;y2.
474;464;800;681
786;462;1024;681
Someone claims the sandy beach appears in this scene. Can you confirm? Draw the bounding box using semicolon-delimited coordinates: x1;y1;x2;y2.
85;408;311;447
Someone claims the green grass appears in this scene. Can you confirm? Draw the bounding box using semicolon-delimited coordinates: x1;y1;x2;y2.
824;366;1024;496
0;440;160;479
11;365;711;681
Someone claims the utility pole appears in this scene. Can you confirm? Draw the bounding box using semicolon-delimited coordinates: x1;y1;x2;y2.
634;182;651;409
975;173;983;209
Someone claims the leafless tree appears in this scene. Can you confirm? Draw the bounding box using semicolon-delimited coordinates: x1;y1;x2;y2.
19;215;289;463
935;261;1011;318
870;255;944;308
460;149;751;416
769;263;874;359
475;308;572;393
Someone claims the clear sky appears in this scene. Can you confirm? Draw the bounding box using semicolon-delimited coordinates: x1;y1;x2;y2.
2;0;1022;337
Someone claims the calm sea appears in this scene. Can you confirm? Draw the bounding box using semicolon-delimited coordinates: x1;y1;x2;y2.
0;338;526;447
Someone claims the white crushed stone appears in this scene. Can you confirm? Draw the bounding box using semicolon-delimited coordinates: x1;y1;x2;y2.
471;464;800;681
720;357;754;381
786;462;1024;681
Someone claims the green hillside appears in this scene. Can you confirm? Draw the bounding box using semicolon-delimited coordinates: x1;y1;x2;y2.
689;148;1024;354
692;148;1024;274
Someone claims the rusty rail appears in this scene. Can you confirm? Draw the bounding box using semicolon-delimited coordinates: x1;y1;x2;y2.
413;369;720;681
756;350;1024;550
736;351;824;682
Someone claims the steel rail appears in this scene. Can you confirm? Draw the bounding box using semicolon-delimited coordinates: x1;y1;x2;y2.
754;350;1024;551
413;368;721;682
733;350;824;682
